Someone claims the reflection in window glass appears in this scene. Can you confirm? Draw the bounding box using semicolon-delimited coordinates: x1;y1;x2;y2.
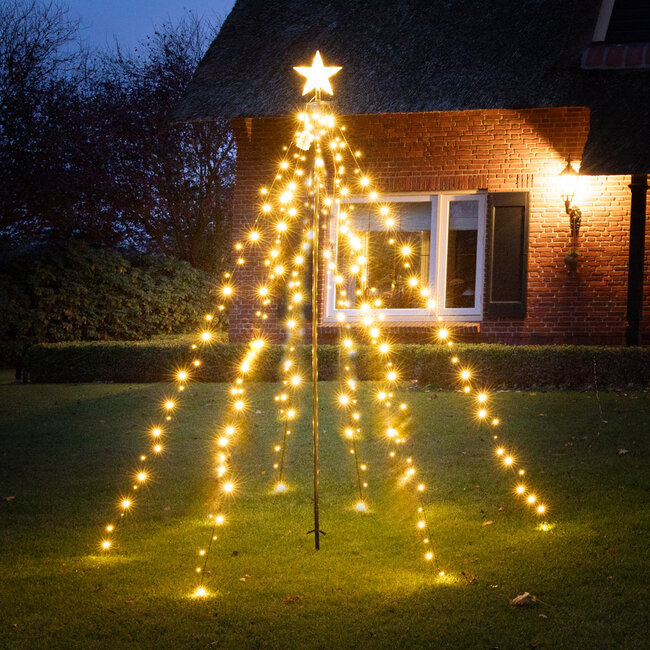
336;202;430;309
445;200;478;308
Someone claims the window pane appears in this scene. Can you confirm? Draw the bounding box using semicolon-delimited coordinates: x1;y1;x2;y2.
445;200;478;309
337;202;431;309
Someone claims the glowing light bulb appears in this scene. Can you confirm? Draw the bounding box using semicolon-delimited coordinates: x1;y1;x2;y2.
477;393;487;403
417;520;426;530
496;448;505;456
194;587;207;598
201;331;212;342
355;501;367;512
504;456;514;466
290;375;301;386
106;524;114;532
249;231;260;242
153;444;163;453
234;400;245;411
516;485;525;494
101;540;111;550
360;177;370;187
527;494;536;504
258;286;269;297
221;285;233;297
274;482;287;493
477;409;487;419
338;394;350;406
223;482;234;494
408;277;419;287
292;293;303;303
152;427;162;437
262;203;272;213
121;499;131;509
425;552;434;561
379;343;390;354
177;370;188;382
387;370;397;381
537;505;546;514
137;472;147;482
460;369;471;380
400;245;412;256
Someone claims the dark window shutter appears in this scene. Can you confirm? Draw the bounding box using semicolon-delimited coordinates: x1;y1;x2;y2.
485;192;528;318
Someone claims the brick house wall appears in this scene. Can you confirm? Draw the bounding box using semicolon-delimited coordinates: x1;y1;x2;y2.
229;108;649;345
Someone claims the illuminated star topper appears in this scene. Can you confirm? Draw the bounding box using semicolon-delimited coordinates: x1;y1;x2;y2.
293;51;342;97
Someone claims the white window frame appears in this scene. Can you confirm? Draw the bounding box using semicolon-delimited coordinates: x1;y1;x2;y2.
324;191;486;323
436;193;486;320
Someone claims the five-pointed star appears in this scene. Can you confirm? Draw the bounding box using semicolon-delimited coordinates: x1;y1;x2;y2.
293;51;342;96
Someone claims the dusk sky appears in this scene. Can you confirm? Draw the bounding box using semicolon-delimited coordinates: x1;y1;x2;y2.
65;0;236;51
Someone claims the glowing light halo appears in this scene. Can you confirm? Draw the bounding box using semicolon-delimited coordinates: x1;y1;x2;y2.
293;51;342;97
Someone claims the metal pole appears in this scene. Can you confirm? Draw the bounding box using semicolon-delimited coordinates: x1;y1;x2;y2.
312;162;321;550
625;174;648;346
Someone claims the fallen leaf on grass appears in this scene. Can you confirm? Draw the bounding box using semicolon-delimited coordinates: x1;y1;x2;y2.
482;520;494;526
231;550;239;557
539;614;548;619
4;496;15;501
461;571;478;584
490;585;499;589
618;449;629;455
510;592;537;606
283;595;301;605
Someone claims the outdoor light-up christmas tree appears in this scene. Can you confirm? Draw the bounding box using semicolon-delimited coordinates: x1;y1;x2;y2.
98;52;550;598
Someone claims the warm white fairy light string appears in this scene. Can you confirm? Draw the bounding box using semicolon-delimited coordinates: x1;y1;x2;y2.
98;52;550;596
97;133;302;561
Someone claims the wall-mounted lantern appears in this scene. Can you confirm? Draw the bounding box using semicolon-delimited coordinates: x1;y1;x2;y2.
559;156;581;237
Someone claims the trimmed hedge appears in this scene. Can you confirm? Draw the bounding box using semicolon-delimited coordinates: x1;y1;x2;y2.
0;241;221;365
21;340;650;389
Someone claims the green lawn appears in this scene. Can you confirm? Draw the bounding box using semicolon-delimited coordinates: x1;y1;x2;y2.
0;375;648;649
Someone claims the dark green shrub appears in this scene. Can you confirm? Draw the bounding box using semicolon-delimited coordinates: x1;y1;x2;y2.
22;340;650;389
0;242;221;365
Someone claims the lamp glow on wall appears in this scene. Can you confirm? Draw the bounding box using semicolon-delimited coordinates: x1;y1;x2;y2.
559;156;582;237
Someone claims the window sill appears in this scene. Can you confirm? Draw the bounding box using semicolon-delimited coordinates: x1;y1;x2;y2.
319;321;480;334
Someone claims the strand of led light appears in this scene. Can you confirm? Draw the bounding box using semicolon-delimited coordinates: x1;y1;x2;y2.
322;125;446;567
192;143;320;595
271;277;308;493
323;141;373;510
98;133;304;553
98;331;216;553
335;119;551;529
447;351;550;526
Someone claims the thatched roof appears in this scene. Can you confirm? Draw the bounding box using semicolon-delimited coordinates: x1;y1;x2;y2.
173;0;650;175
